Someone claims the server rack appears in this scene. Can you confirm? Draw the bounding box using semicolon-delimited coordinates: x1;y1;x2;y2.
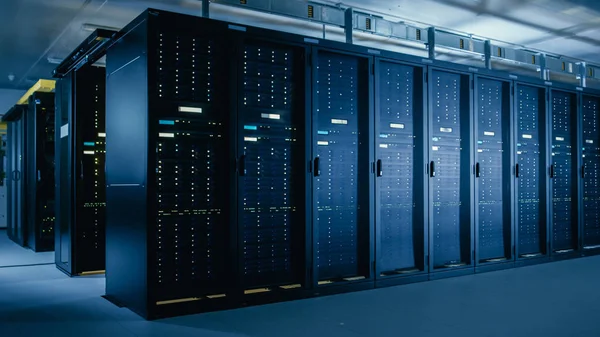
514;83;549;265
427;67;474;279
311;47;373;288
582;94;600;251
374;58;428;285
549;88;580;258
473;76;514;271
104;9;600;320
55;65;107;276
2;105;28;247
26;92;55;252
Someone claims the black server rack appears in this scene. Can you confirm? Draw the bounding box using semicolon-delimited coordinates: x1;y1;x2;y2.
105;11;236;319
55;65;107;276
311;48;373;285
26;93;55;252
236;39;309;292
3;105;28;247
374;59;427;284
582;95;600;250
515;84;548;262
473;77;513;269
427;68;473;277
549;89;579;256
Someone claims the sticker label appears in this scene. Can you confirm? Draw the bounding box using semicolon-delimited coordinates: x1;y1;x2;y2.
484;131;495;136
379;144;388;148
244;137;258;142
331;119;348;125
586;140;594;144
390;123;405;129
317;141;329;146
261;113;280;120
60;124;69;138
440;127;453;133
522;134;532;139
556;137;564;141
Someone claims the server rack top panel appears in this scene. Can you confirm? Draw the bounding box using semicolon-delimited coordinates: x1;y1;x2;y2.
376;60;425;275
583;95;600;249
515;84;547;257
550;90;578;252
429;69;472;269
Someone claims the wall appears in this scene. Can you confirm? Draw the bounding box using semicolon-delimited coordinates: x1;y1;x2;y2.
0;88;25;228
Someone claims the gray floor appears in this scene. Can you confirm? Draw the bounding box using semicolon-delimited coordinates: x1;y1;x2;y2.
0;229;54;268
0;257;599;337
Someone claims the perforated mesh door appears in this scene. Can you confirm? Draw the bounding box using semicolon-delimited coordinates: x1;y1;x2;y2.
583;96;600;248
551;90;577;252
476;78;507;261
239;41;305;288
315;51;369;280
154;31;229;298
516;85;545;256
377;61;420;273
430;70;470;268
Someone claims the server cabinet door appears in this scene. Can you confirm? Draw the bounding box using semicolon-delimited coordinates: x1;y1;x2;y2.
474;78;513;264
375;60;426;277
237;40;308;289
428;69;473;270
582;95;600;249
313;49;372;283
515;84;548;258
550;90;578;253
74;65;106;273
153;30;231;300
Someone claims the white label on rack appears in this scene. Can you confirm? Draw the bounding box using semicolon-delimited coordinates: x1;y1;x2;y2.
522;134;532;139
586;140;594;144
440;127;453;133
261;113;280;120
317;141;329;146
390;123;405;129
368;49;381;55
83;150;95;155
576;87;584;92
432;146;439;151
484;131;495;136
331;119;348;125
556;137;564;141
244;137;258;142
98;133;106;138
478;149;483;153
159;133;174;138
179;106;203;113
60;124;69;138
379;144;388;148
304;38;319;44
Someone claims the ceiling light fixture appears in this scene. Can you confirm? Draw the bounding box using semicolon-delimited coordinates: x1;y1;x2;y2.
82;23;120;32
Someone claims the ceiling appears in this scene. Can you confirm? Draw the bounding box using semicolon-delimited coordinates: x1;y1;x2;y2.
1;0;600;90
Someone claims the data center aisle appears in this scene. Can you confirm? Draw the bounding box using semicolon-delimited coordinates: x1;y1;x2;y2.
1;257;599;337
0;229;53;268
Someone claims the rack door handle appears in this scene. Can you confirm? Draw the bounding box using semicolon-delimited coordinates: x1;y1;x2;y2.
550;164;555;178
515;163;520;178
239;155;247;176
314;157;321;177
429;161;436;178
376;159;383;177
475;163;480;178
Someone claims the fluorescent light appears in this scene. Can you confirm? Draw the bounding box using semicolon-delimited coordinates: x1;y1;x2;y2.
159;133;175;138
179;106;203;113
82;23;120;32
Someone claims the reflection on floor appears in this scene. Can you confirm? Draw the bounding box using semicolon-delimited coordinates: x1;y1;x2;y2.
0;229;54;268
0;256;600;337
